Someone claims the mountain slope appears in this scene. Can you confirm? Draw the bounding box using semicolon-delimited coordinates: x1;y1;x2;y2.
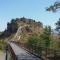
10;17;43;43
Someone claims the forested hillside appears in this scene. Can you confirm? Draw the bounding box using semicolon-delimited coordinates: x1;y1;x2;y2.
0;17;60;60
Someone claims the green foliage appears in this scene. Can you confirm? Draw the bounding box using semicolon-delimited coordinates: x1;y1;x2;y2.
0;40;6;50
7;19;18;33
27;26;52;57
27;36;39;49
27;35;42;55
0;32;2;35
46;0;60;50
46;1;60;12
0;19;18;38
55;18;60;35
55;19;60;48
40;26;51;48
27;26;52;51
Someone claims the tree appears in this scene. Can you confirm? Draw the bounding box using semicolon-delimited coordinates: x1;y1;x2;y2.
27;35;41;55
46;1;60;12
47;1;60;47
27;36;38;49
46;1;60;34
40;26;51;48
40;26;52;59
7;19;18;33
55;18;60;48
55;18;60;35
0;19;18;38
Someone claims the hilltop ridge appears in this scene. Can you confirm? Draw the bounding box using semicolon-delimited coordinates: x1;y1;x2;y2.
0;17;43;43
10;17;43;43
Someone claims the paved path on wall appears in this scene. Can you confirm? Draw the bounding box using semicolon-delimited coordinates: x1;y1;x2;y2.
9;42;41;60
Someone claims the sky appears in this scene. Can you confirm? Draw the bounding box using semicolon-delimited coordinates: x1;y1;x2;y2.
0;0;60;31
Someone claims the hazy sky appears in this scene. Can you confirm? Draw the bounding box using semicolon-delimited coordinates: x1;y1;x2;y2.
0;0;60;31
